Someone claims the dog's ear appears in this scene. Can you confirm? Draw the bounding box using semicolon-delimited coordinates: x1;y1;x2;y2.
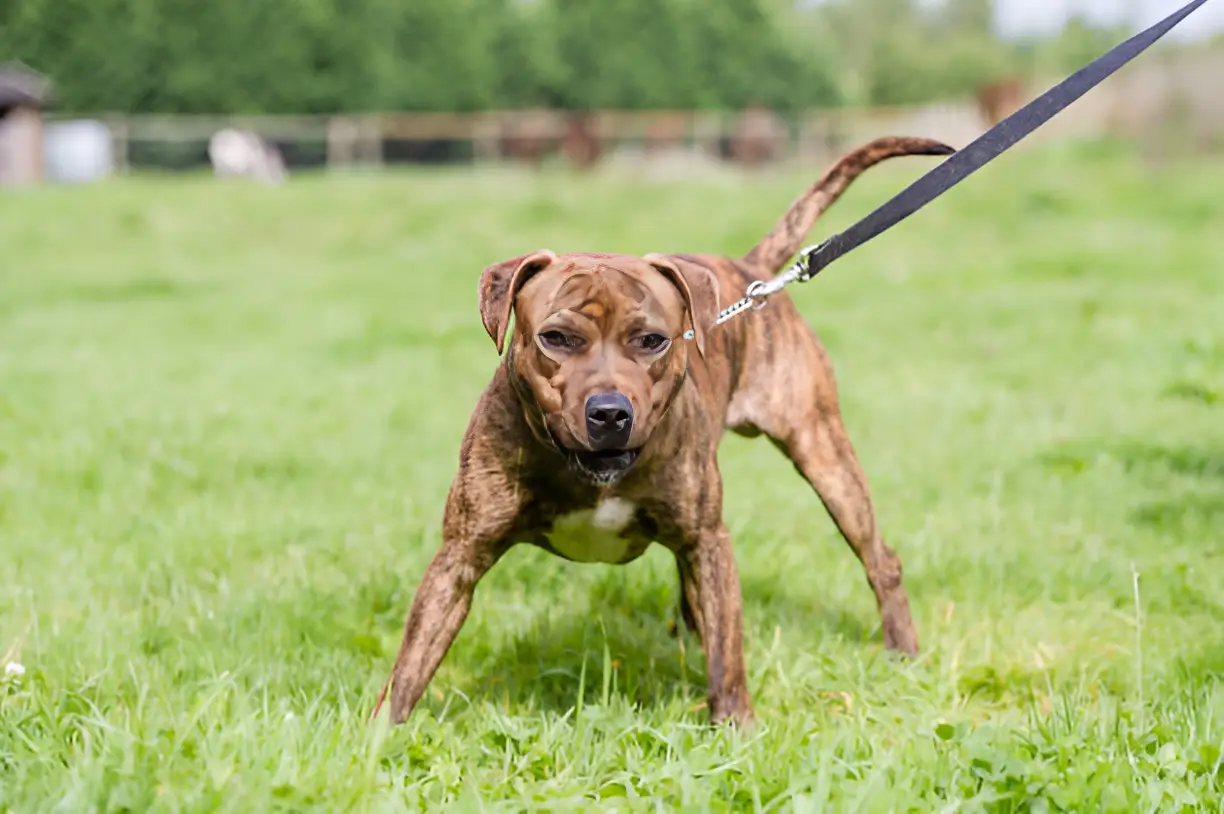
643;254;720;357
478;250;558;354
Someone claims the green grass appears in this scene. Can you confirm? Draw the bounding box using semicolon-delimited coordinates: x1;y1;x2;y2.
2;140;1223;811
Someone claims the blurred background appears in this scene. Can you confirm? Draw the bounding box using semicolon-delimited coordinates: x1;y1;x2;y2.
3;0;1224;183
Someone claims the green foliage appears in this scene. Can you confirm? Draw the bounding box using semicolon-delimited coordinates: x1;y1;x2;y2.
798;0;1020;106
0;0;1182;114
1;0;840;114
1024;14;1134;79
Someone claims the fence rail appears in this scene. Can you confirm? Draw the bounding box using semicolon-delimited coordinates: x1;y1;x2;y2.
38;50;1224;175
49;104;997;173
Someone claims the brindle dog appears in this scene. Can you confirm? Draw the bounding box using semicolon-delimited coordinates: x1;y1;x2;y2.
378;136;955;726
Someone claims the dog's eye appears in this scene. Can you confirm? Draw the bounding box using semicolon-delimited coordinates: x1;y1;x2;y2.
633;333;671;353
538;330;582;352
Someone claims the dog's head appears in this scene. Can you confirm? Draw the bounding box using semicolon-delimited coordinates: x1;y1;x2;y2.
478;251;719;485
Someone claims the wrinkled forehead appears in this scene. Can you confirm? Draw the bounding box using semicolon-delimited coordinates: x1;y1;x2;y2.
518;257;684;328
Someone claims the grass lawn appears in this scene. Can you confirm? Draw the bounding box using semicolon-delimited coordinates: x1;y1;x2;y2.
2;140;1223;811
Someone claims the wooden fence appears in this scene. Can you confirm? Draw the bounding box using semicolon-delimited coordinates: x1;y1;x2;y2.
41;49;1224;174
51;104;996;174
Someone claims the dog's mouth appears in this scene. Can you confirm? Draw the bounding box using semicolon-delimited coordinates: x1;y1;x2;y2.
564;447;641;485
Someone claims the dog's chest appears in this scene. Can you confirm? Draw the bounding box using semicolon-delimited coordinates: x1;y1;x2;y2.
541;497;643;564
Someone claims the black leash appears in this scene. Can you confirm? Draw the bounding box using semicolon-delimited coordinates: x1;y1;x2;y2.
692;0;1213;337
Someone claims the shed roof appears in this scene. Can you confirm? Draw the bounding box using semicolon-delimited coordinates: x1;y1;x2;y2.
0;64;53;109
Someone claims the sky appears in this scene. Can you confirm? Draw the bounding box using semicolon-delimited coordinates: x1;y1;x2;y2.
995;0;1224;40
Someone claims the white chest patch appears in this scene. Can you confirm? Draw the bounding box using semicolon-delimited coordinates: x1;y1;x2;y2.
544;498;638;563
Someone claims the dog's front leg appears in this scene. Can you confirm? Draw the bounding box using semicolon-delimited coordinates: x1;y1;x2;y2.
386;535;508;723
676;523;755;727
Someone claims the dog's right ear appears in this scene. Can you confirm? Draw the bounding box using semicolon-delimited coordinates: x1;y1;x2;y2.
478;250;558;354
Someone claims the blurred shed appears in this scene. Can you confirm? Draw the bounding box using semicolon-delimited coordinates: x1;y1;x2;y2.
0;64;53;186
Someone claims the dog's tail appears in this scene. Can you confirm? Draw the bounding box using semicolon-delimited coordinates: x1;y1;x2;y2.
743;136;955;277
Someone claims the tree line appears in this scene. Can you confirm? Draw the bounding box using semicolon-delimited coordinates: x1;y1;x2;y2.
1;0;1132;115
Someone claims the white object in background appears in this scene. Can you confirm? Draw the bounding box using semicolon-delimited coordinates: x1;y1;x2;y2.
208;128;287;185
43;119;113;184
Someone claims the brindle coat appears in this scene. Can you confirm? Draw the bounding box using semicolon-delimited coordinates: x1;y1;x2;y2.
377;136;956;726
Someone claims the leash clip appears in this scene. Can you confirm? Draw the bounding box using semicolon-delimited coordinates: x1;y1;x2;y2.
744;280;772;309
794;239;832;283
680;240;831;341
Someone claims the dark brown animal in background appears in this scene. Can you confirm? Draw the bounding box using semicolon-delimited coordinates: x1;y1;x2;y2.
561;111;602;170
496;110;603;170
727;103;787;167
976;78;1025;128
375;135;956;727
497;108;560;168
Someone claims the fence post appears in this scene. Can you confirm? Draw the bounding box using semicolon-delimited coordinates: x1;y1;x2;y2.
472;113;500;164
327;116;359;171
359;116;383;169
108;115;130;175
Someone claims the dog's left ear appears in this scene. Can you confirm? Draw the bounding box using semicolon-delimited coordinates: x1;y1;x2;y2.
478;249;558;354
643;254;720;357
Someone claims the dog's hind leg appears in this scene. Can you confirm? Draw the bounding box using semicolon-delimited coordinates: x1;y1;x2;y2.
767;413;918;655
728;304;918;654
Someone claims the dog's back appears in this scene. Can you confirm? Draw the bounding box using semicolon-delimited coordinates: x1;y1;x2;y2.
662;137;954;435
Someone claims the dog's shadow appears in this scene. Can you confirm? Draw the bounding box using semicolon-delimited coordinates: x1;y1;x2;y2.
454;567;874;716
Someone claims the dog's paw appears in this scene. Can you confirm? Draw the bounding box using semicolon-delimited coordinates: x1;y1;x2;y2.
883;617;919;657
709;689;756;729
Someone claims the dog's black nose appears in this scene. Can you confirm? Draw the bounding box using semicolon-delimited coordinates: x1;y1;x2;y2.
585;393;633;450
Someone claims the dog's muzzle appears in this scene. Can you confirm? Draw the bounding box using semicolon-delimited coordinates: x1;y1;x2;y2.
556;392;639;485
